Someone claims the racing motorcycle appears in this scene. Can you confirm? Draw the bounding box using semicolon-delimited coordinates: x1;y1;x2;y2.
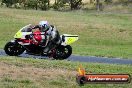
4;24;78;60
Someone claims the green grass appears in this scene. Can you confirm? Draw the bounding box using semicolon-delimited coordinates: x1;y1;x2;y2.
0;56;131;88
0;8;132;58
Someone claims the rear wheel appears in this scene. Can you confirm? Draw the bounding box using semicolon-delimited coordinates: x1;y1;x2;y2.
53;45;72;60
4;42;25;56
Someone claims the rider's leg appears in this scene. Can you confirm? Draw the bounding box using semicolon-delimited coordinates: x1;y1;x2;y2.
43;30;61;54
43;41;55;53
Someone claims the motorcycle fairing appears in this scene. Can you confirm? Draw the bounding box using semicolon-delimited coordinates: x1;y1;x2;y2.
61;34;78;45
14;24;32;39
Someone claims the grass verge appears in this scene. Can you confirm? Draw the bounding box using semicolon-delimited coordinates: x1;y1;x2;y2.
0;56;131;88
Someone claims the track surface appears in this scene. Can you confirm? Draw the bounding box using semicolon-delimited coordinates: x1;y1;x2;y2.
0;50;132;65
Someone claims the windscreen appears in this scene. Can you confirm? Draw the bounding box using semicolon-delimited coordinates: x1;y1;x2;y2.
21;24;32;32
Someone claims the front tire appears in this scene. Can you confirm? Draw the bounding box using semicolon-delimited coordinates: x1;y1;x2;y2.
4;42;25;56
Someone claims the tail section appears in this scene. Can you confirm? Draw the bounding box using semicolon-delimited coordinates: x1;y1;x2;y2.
61;34;78;45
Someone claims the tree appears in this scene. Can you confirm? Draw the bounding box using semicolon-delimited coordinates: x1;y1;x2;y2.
96;0;100;11
53;0;66;10
39;0;50;10
96;0;103;11
25;0;38;10
53;0;82;10
105;0;112;4
70;0;82;10
2;0;19;7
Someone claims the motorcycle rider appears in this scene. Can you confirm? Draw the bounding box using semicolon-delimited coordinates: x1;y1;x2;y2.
32;21;61;55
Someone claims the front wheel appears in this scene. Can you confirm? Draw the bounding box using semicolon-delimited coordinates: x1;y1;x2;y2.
53;45;72;60
4;42;25;56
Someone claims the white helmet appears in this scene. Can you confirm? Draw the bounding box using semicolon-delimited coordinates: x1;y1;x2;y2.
39;21;49;29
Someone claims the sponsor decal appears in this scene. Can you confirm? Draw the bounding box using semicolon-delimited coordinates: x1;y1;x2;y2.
76;65;131;85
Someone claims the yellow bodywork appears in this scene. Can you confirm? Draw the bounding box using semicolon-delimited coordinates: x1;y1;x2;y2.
14;30;32;39
14;30;22;38
14;24;32;39
65;37;78;44
63;34;78;45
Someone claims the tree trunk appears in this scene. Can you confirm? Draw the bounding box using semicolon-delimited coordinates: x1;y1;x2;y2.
48;0;50;8
70;0;73;10
55;0;57;4
96;0;100;11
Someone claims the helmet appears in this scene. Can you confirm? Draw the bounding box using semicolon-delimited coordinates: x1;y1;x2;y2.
39;21;49;30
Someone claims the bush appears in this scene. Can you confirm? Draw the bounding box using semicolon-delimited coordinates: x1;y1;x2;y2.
24;0;38;10
70;0;83;10
39;0;49;10
2;0;19;7
52;0;65;10
53;0;82;10
12;3;22;9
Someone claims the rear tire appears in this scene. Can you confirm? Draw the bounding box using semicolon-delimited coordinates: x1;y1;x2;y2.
61;45;72;59
53;45;72;60
4;42;25;56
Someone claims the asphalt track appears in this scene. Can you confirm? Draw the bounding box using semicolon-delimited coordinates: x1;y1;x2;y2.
0;50;132;65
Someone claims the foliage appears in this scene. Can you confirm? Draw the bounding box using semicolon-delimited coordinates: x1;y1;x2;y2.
38;0;50;10
2;0;18;7
53;0;66;10
70;0;82;10
53;0;82;10
1;0;49;10
1;0;132;10
24;0;38;10
105;0;112;4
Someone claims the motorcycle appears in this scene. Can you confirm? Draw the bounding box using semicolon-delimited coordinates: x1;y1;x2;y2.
4;24;78;60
